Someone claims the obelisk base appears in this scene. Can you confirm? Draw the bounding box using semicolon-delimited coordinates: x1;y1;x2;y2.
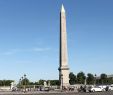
59;66;70;89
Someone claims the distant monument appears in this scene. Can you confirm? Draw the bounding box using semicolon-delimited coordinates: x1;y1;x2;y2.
44;81;47;87
58;4;70;89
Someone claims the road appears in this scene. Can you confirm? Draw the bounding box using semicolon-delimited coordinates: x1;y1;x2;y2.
0;91;113;95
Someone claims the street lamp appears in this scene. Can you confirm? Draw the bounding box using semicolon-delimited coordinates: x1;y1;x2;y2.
94;74;97;86
19;79;21;90
21;77;23;84
21;77;23;91
24;74;26;78
19;78;22;90
84;77;87;86
24;74;26;92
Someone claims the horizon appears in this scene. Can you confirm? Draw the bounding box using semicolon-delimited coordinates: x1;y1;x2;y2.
0;0;113;82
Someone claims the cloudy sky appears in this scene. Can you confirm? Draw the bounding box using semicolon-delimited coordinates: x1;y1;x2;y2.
0;0;113;82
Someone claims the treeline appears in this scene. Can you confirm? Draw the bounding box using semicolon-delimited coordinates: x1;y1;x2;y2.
0;80;14;86
18;72;113;86
18;79;60;86
69;72;113;85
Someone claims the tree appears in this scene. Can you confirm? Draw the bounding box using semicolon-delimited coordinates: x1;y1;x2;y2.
96;79;101;85
0;80;14;86
106;78;113;84
38;79;44;85
49;80;60;86
29;82;35;85
69;72;76;85
77;71;86;84
100;73;107;84
21;78;30;85
87;73;95;85
34;81;40;85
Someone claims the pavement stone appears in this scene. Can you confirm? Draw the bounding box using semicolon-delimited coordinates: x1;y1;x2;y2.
0;91;113;95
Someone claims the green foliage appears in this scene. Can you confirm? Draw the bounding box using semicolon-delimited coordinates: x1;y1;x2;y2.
100;73;107;80
0;80;14;86
77;71;86;84
49;80;60;86
106;78;113;84
87;73;95;84
17;73;113;86
21;78;30;85
29;82;35;85
69;72;76;85
34;81;40;85
36;80;60;86
100;73;107;84
38;79;44;85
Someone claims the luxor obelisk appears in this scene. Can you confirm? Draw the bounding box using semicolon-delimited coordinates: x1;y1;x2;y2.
59;5;70;88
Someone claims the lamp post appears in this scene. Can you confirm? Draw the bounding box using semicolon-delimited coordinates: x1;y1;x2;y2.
19;79;21;90
24;74;26;92
21;77;23;91
94;74;97;86
84;77;87;86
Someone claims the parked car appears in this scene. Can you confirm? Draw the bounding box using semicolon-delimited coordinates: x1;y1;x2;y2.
12;87;17;91
90;86;103;92
44;87;50;91
98;85;106;91
108;85;113;91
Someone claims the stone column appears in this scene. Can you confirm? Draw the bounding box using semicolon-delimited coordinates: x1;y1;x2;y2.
59;4;70;89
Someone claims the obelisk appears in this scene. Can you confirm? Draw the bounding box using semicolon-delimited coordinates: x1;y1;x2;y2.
59;4;70;88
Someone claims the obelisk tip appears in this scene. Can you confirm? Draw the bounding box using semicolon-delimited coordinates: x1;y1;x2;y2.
61;4;65;12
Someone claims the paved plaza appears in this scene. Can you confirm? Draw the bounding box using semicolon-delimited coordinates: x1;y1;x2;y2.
0;91;113;95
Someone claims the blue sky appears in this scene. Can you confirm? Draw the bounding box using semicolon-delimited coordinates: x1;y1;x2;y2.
0;0;113;82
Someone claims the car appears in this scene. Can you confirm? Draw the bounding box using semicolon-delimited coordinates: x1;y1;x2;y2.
90;86;103;92
98;85;106;91
44;87;50;91
12;87;17;91
108;85;113;91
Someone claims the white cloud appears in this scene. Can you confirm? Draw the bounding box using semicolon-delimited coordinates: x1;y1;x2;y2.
2;49;21;55
1;47;51;55
33;47;51;52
